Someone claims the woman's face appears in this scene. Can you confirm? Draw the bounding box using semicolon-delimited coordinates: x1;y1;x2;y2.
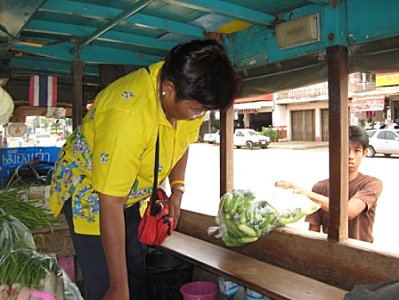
173;99;206;120
160;80;206;120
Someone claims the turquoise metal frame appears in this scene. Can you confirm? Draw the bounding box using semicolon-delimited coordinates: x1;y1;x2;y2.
1;0;399;89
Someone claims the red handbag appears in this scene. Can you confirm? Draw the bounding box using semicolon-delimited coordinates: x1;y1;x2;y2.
138;136;175;245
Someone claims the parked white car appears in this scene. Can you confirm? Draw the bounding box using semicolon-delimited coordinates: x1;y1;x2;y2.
203;130;219;143
234;128;270;149
215;128;270;149
366;129;399;157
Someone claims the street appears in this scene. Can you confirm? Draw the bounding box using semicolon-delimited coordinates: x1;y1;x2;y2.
181;143;399;254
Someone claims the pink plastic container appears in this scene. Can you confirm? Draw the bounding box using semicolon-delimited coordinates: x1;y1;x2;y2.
29;291;56;300
180;281;218;300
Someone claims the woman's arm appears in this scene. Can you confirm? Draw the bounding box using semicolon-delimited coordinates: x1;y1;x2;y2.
167;148;189;223
99;192;129;300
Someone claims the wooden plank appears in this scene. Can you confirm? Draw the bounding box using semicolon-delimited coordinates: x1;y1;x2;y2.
10;105;73;122
71;60;84;129
326;45;349;241
219;104;235;196
162;231;347;300
177;210;399;291
32;223;75;257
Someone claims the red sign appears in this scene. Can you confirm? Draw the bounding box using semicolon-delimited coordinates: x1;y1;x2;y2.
351;96;385;112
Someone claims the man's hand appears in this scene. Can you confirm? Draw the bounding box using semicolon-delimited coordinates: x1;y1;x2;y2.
275;180;295;189
275;181;305;195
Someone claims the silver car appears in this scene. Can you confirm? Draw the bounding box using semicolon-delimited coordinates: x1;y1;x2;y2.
366;129;399;157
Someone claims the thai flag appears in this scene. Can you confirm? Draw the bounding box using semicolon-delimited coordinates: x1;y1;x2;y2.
29;75;58;107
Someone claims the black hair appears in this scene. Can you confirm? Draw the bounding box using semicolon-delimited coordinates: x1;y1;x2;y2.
349;125;369;150
160;39;239;110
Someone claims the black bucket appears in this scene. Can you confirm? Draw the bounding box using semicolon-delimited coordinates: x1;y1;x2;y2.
145;247;193;300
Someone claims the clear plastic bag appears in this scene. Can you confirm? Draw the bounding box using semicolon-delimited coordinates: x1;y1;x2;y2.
218;277;240;298
0;248;64;299
0;208;36;251
0;209;83;300
208;189;319;247
268;188;320;225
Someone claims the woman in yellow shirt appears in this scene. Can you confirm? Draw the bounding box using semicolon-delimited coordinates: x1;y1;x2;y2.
50;39;238;300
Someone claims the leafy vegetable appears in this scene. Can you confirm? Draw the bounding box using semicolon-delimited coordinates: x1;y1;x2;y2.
0;188;56;230
0;249;61;297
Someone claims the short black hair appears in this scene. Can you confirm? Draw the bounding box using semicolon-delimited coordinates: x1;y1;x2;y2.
160;39;239;110
349;125;369;150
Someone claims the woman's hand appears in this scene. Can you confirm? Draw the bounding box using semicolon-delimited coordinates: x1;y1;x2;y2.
168;190;183;227
102;285;129;300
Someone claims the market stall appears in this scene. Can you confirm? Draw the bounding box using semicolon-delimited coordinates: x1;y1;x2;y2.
1;0;399;299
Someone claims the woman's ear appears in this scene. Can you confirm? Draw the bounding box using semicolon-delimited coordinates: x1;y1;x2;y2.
161;80;175;98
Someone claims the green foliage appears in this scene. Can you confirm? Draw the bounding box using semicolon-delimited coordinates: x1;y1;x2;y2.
369;119;376;129
359;118;377;129
261;127;280;141
359;119;367;127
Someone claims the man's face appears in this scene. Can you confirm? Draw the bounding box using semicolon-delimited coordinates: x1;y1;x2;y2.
348;141;367;173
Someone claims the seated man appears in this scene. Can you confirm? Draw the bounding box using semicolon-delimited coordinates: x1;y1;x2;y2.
275;125;383;242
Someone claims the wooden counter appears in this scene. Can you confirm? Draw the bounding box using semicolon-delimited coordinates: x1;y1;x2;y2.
32;223;75;258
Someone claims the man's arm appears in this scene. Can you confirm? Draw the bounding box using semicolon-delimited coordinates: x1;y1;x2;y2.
99;192;129;300
309;223;321;232
275;180;367;220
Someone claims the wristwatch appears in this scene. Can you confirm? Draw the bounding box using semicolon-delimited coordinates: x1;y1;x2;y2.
172;184;185;194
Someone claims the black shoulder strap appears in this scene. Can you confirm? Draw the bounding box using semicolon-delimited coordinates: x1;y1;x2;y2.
150;134;159;215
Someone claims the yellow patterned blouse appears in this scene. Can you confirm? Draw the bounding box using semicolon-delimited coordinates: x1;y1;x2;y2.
49;61;203;235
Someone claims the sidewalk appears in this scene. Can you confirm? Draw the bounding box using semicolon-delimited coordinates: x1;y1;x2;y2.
268;141;328;150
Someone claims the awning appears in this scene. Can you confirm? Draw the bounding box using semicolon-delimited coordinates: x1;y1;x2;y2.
351;96;385;112
234;102;262;110
234;101;274;114
235;94;273;103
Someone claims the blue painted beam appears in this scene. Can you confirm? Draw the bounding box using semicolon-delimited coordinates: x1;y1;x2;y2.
13;43;162;65
9;57;99;76
225;3;333;69
10;70;100;87
164;0;275;25
126;14;203;38
226;0;399;69
307;0;331;5
0;0;43;40
25;20;178;51
346;0;399;45
70;0;153;55
40;0;204;38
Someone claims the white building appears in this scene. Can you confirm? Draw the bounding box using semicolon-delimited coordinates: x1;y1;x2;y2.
234;73;399;141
